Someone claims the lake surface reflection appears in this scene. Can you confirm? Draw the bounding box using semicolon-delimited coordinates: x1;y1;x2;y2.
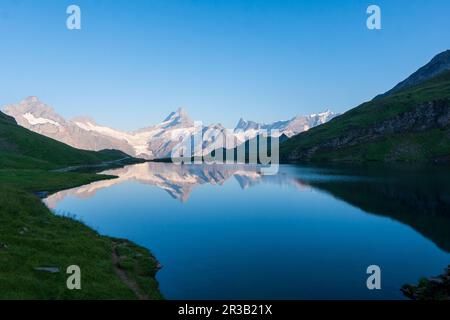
45;163;450;299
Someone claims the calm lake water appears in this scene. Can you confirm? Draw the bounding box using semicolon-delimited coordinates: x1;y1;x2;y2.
45;163;450;299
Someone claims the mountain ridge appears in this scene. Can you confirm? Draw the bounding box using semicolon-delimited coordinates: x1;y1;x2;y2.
280;50;450;163
0;111;16;124
234;110;336;137
3;97;336;160
377;49;450;99
0;109;135;170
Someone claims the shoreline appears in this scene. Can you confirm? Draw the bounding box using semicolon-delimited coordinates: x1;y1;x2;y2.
0;165;163;300
42;174;164;300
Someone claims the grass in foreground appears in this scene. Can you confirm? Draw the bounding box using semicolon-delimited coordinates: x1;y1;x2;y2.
0;157;163;300
0;178;163;299
0;111;162;299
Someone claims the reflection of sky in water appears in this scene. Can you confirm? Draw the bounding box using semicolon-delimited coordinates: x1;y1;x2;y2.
45;163;450;299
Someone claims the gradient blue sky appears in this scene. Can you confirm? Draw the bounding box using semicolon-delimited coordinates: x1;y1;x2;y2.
1;0;449;130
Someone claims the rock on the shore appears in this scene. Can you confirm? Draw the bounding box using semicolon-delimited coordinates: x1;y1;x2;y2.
401;265;450;300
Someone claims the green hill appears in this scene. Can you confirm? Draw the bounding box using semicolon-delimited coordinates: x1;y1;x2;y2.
0;111;162;299
0;111;16;124
209;134;288;163
376;49;450;99
0;112;131;170
280;68;450;163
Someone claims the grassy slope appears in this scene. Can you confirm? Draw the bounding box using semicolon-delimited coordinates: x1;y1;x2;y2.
0;114;130;170
0;115;162;299
280;70;450;162
0;186;162;299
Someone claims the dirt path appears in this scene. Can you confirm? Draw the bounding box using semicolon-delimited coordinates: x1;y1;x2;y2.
112;244;149;300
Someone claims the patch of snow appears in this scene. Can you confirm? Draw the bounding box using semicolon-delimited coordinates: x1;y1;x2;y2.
23;113;61;127
74;121;128;140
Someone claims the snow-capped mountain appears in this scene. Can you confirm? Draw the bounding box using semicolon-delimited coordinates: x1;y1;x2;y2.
71;108;197;159
234;110;337;139
2;96;337;159
3;97;136;155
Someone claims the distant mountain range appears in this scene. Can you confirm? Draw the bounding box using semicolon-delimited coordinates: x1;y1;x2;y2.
3;98;336;160
280;49;450;163
6;49;448;165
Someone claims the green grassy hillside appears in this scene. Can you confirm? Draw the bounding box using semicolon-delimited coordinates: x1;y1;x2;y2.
0;185;162;299
0;111;16;124
280;70;450;162
0;112;162;299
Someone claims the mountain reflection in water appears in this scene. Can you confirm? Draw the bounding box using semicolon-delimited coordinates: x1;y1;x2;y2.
44;162;450;299
45;162;311;206
45;163;450;253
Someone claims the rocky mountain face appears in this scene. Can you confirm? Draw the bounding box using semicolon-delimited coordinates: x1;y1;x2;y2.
284;98;450;162
3;97;136;156
0;101;137;170
3;97;335;160
378;49;450;98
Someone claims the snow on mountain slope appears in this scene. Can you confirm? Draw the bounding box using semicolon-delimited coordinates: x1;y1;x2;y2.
72;117;153;158
23;112;61;127
234;110;337;139
3;97;337;160
3;97;136;156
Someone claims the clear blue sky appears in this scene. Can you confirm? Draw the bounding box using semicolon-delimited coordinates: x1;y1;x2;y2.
1;0;449;130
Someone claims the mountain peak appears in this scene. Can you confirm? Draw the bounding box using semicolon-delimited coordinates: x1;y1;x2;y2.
177;107;187;116
233;110;338;138
161;107;193;128
164;107;188;121
235;118;248;131
378;49;450;98
3;96;59;120
18;96;48;110
234;118;261;132
23;96;41;103
309;109;334;117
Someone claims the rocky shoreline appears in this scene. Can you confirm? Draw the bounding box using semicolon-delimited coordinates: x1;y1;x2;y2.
401;265;450;300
